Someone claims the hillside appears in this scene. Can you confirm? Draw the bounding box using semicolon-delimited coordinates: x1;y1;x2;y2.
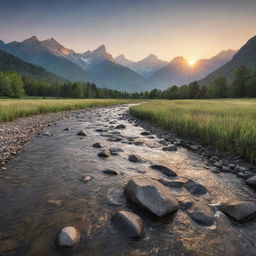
0;49;66;83
200;36;256;85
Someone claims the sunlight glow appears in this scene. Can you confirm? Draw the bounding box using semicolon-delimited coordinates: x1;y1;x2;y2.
188;60;196;65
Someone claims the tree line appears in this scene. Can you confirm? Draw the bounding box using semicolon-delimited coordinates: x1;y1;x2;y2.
0;65;255;99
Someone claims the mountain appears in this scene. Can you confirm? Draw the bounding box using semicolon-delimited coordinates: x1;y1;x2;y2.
115;54;168;78
0;37;146;92
0;49;66;83
0;36;89;82
87;60;146;92
199;36;256;85
149;50;236;90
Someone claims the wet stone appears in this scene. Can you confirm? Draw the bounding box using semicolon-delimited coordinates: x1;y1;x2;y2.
134;141;144;146
112;211;144;238
107;136;123;142
109;148;124;155
58;226;80;247
63;127;70;131
92;142;103;148
77;129;88;136
80;175;92;183
128;154;142;163
158;178;184;188
141;131;151;136
162;145;177;151
184;179;208;196
125;177;179;217
48;200;62;207
151;165;177;177
98;150;111;158
246;175;256;188
180;201;193;210
103;169;120;175
188;211;214;226
220;201;256;222
115;124;126;129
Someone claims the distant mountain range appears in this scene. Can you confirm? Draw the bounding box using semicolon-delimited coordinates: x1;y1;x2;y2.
199;36;256;85
0;49;65;83
115;54;168;78
1;35;250;92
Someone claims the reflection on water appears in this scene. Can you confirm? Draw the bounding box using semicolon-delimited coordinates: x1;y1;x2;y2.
0;105;256;256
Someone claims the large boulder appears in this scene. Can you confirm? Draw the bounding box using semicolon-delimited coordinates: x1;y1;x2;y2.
220;201;256;222
184;179;208;196
246;176;256;188
151;165;177;177
58;226;80;247
112;211;144;238
125;178;179;217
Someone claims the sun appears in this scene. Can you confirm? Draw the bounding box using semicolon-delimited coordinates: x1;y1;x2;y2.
188;60;196;66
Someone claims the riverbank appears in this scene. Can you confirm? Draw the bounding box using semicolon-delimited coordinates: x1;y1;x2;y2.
0;101;134;168
130;99;256;163
0;98;135;122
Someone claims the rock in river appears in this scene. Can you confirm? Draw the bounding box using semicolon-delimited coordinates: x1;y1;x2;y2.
184;179;208;196
112;210;144;238
141;131;151;136
98;149;111;158
188;211;214;226
115;124;126;129
220;201;256;222
246;175;256;188
125;177;179;217
77;129;88;136
92;142;103;148
162;145;177;151
151;165;177;177
58;226;80;247
128;154;142;163
103;169;120;175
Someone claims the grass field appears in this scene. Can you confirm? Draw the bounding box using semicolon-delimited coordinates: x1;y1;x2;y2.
0;98;135;122
131;99;256;162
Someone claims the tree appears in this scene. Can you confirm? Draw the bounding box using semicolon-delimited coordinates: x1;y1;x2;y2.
208;75;228;98
232;66;251;97
189;81;200;99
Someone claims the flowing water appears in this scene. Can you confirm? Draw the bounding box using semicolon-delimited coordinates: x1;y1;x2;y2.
0;104;256;256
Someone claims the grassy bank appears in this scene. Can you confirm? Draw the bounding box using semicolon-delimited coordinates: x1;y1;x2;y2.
0;98;135;122
131;99;256;162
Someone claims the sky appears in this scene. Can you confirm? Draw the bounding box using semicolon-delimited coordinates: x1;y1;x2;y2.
0;0;256;62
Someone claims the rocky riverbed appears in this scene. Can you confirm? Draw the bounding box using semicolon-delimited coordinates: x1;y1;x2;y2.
0;104;256;256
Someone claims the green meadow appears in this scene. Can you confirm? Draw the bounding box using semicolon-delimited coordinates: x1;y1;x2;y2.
0;98;135;122
131;99;256;162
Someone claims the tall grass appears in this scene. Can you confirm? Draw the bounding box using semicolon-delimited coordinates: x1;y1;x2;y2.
131;99;256;162
0;98;135;122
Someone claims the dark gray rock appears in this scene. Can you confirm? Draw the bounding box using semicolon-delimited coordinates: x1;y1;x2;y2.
92;142;103;148
103;169;120;175
77;129;87;136
246;176;256;188
115;124;126;129
162;145;177;151
158;140;168;146
128;154;142;163
220;201;256;222
134;141;144;146
141;131;151;136
98;150;111;158
180;201;193;210
189;211;214;226
184;179;208;196
63;127;70;131
158;178;184;188
112;211;144;238
125;178;179;217
151;165;177;177
109;148;124;155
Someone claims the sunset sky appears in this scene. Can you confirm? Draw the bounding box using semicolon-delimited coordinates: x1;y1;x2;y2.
1;0;256;61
